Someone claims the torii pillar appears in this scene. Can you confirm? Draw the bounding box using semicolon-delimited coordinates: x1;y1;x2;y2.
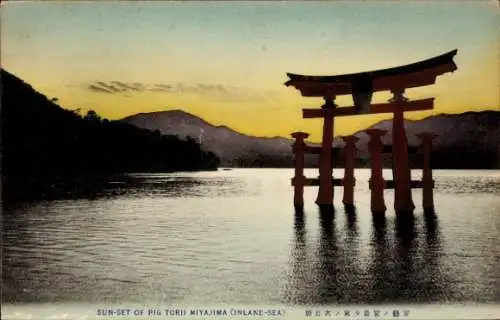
315;98;336;207
341;135;359;208
291;132;309;210
391;94;415;214
366;129;387;214
416;132;437;213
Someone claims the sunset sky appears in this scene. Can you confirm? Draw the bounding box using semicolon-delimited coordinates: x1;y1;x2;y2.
2;1;499;142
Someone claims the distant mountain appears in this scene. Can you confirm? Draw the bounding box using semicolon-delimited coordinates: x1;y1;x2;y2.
122;108;500;169
352;111;500;168
352;110;499;148
121;110;295;165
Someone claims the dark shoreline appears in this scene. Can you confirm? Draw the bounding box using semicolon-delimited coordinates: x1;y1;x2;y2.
2;168;218;205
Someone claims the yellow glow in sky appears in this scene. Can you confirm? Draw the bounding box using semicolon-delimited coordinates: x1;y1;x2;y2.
2;1;499;142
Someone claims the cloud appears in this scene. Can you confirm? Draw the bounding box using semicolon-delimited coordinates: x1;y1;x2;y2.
83;81;276;102
87;84;115;94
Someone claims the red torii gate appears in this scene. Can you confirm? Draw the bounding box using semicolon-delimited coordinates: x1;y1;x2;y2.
287;49;458;214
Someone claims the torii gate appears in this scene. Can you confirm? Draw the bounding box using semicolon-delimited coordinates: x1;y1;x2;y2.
286;49;458;214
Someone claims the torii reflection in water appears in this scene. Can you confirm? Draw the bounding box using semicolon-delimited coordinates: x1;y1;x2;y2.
284;207;451;304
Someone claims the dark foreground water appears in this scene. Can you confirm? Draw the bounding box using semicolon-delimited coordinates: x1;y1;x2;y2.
2;169;500;307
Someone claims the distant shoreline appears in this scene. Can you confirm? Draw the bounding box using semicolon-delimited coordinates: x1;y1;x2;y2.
3;167;497;205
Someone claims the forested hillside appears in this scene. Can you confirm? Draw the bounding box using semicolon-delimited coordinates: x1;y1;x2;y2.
1;69;219;201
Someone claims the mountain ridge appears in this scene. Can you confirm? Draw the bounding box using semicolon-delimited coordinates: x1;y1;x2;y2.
123;108;498;142
121;108;500;168
122;109;292;141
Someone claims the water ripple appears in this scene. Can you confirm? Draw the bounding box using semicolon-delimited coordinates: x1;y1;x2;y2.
2;169;500;304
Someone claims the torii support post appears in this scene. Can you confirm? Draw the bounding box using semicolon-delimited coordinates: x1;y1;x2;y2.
291;132;309;210
316;99;336;207
391;100;415;214
416;132;437;213
341;135;359;209
366;129;387;214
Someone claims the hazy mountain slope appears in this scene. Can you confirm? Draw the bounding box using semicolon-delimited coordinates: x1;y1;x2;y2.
349;110;500;168
358;111;500;147
122;109;500;168
122;110;294;164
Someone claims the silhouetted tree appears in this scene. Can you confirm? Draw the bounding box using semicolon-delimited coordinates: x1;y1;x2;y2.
84;110;102;123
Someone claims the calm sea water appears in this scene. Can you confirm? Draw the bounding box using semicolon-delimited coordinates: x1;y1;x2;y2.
2;169;500;306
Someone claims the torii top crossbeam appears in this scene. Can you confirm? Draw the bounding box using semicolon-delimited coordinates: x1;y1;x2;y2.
285;50;458;97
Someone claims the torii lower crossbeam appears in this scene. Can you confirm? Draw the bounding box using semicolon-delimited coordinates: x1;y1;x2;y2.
303;98;433;118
